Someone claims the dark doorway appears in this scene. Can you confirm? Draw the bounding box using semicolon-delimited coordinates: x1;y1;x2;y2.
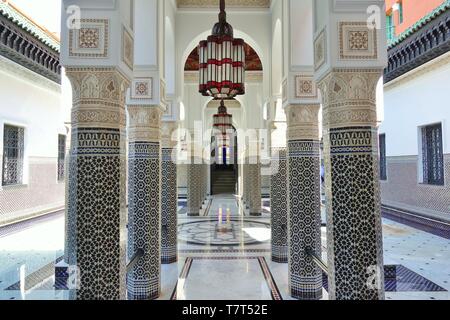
210;130;238;195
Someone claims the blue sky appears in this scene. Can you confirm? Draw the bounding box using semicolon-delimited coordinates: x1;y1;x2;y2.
10;0;61;34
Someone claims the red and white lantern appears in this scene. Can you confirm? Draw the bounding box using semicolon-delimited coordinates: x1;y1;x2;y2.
198;0;245;99
213;100;233;136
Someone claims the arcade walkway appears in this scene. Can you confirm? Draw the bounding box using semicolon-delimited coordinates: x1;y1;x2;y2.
0;195;449;300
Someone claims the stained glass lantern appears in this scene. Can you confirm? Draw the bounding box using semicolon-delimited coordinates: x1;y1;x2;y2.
198;0;245;99
213;100;233;137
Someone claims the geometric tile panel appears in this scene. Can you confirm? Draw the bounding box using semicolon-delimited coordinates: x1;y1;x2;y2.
122;26;134;70
287;140;322;300
161;148;178;264
187;161;202;216
380;155;450;221
339;22;377;60
131;78;153;100
127;142;161;300
384;265;447;292
243;165;249;208
314;28;326;71
68;127;126;300
248;163;262;216
295;76;318;99
322;265;447;293
270;148;288;263
69;19;109;58
325;126;385;300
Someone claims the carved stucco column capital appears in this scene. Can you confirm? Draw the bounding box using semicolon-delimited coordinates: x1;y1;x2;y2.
317;69;383;129
285;104;320;141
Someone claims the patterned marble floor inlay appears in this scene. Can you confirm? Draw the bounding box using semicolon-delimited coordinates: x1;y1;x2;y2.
178;220;271;246
179;249;271;255
172;257;281;300
206;195;242;217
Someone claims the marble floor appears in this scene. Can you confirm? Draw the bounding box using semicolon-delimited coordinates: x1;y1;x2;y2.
0;194;449;300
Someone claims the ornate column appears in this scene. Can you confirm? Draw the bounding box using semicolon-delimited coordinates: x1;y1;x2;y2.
241;150;246;205
248;141;261;216
56;126;72;289
243;148;250;210
161;121;178;264
127;105;163;300
205;163;209;199
187;143;202;216
63;125;72;264
318;69;384;300
65;67;129;300
286;104;322;300
200;162;207;205
270;147;288;263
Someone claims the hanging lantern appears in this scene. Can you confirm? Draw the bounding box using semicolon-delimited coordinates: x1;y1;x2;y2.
217;135;230;148
198;0;245;99
213;100;233;138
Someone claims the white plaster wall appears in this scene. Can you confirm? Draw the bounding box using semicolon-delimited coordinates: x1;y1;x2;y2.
380;55;450;157
164;0;177;95
0;64;66;160
182;83;210;129
271;1;283;95
290;0;314;68
134;0;158;67
0;58;70;225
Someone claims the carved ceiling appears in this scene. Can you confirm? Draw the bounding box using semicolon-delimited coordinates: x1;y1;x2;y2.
176;0;271;9
185;42;263;71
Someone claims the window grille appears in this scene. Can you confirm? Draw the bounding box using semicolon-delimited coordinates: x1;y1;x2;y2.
58;135;66;181
379;134;387;181
422;124;444;186
2;125;24;186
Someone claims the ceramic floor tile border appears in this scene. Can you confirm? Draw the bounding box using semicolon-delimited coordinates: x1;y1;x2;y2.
5;256;64;291
203;198;213;217
170;257;193;300
178;248;271;255
0;210;64;238
382;206;450;240
257;257;283;300
170;256;281;301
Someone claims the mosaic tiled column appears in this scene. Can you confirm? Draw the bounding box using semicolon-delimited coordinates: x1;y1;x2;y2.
248;163;262;216
248;142;261;216
200;163;207;205
65;67;129;300
245;171;251;209
319;69;385;300
242;158;249;208
270;147;288;263
286;104;322;300
57;127;71;289
63;127;72;264
161;121;178;264
126;105;162;300
187;146;202;216
205;164;209;199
